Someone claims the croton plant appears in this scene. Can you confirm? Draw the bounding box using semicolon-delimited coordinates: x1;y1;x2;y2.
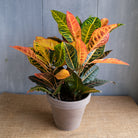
10;10;129;101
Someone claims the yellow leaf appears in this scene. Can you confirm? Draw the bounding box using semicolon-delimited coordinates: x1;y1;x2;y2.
35;37;59;50
55;69;70;80
33;40;50;64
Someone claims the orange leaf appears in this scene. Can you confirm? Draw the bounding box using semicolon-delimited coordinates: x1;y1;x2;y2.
66;11;81;40
35;37;59;50
87;24;118;52
55;69;70;80
10;46;49;72
76;39;88;65
101;18;109;27
91;58;129;65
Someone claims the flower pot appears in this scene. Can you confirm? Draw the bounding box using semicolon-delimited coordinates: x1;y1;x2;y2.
47;93;91;131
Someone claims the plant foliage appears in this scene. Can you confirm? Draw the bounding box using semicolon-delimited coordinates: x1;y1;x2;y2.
10;10;129;101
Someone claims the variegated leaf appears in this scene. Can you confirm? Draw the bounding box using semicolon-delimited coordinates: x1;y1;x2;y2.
29;75;54;89
76;39;88;65
81;17;101;44
34;73;54;88
66;11;81;40
89;45;105;62
55;69;70;79
27;85;52;94
87;24;120;52
64;43;78;70
91;58;129;65
33;40;50;64
81;65;99;84
81;86;101;94
101;18;109;27
28;57;46;73
10;46;49;72
53;42;65;67
35;37;59;50
58;25;74;42
98;50;112;59
51;10;73;42
86;78;115;87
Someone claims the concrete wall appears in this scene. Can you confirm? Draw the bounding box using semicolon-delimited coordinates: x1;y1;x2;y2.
0;0;138;103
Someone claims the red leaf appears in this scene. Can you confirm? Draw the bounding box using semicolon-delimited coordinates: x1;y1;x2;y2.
66;11;81;40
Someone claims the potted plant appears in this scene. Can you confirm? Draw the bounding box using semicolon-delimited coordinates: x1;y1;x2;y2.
10;10;129;131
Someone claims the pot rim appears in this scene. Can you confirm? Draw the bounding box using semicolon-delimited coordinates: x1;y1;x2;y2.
47;93;91;109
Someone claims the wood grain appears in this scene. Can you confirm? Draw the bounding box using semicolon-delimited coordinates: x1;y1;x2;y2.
0;93;137;138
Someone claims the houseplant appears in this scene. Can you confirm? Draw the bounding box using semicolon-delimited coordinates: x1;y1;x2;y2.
10;10;129;131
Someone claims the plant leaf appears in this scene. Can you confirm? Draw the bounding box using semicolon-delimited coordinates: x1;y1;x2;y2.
87;24;120;52
53;42;65;67
51;10;73;42
65;72;83;94
53;83;62;95
98;50;112;59
89;45;105;62
66;11;81;40
33;40;50;64
34;73;54;88
81;17;101;44
64;43;78;70
29;75;54;89
76;16;81;25
27;85;52;94
81;86;101;94
86;78;115;87
10;46;49;72
81;65;99;84
35;37;59;50
91;58;129;65
65;72;100;96
75;39;88;65
55;69;70;80
28;57;46;73
101;18;109;27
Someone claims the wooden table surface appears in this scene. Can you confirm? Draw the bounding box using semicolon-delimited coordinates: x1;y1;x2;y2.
0;93;138;138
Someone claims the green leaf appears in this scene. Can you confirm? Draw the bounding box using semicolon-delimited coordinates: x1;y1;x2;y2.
58;25;74;42
81;86;101;94
53;83;62;95
28;57;46;73
53;42;65;67
51;10;73;42
98;50;112;59
86;78;115;87
65;72;82;93
89;45;105;62
65;72;100;96
28;76;54;90
76;16;81;25
81;65;99;84
81;17;101;44
27;85;52;94
64;43;78;70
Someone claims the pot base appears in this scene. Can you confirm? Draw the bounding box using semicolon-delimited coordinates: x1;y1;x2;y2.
47;94;91;131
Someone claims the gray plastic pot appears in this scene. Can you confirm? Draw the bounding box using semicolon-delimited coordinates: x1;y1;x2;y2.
47;94;91;131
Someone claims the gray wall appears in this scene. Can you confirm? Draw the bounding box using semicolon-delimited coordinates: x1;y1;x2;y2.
0;0;138;103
